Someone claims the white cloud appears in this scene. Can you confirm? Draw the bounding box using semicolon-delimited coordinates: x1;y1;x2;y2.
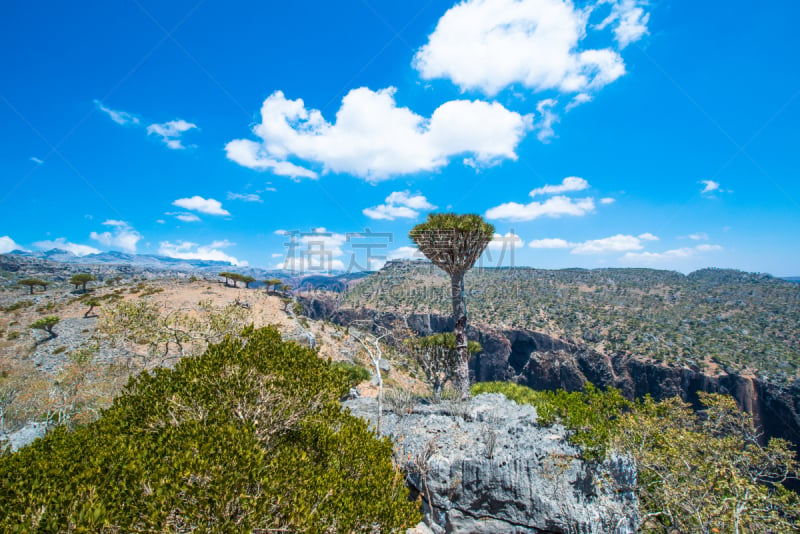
486;195;595;221
225;87;532;181
534;99;560;142
94;100;140;125
622;244;723;264
487;232;525;250
700;179;720;194
225;140;318;179
227;192;262;203
529;176;589;197
363;191;437;220
596;0;650;48
33;238;101;256
565;92;593;111
571;233;645;254
89;220;142;253
528;232;658;254
156;219;166;224
528;238;574;249
29;157;43;165
276;228;348;272
388;246;422;260
684;232;709;241
165;212;201;223
172;196;230;216
158;240;246;266
0;236;23;253
413;0;639;97
600;197;616;204
147;119;197;150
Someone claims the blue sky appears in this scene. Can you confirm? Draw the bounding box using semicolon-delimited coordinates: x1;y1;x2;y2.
1;0;798;275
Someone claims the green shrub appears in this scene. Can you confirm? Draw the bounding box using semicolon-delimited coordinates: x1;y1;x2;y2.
0;327;420;532
1;300;33;313
331;361;371;386
472;381;800;532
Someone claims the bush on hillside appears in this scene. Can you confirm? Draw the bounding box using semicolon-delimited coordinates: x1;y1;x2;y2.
473;381;800;532
0;327;420;532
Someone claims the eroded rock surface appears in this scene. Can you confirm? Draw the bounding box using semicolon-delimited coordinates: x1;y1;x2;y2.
345;394;638;533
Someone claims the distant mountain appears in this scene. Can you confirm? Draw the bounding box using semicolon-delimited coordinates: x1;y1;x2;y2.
784;277;800;283
1;250;369;293
9;249;233;269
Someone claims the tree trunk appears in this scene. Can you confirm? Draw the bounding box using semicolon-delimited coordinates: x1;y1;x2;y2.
450;271;470;400
28;285;33;295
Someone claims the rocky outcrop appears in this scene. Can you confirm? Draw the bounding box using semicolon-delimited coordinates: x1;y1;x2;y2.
298;298;800;455
345;394;638;533
0;422;47;452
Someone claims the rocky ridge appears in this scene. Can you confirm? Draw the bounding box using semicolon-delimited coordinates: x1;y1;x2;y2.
345;393;638;533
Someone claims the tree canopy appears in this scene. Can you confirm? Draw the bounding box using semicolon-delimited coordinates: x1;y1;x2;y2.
70;273;96;292
409;213;494;276
17;279;47;294
30;315;60;339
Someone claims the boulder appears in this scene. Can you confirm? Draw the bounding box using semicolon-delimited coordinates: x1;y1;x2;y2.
0;422;48;452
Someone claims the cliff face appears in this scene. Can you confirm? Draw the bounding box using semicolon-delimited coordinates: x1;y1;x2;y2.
298;296;800;450
345;394;639;533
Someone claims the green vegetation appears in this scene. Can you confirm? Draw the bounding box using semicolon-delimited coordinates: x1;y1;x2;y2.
346;264;800;383
69;273;96;293
331;361;372;385
99;299;250;366
0;327;420;532
264;278;282;292
406;333;481;398
473;382;800;532
219;272;255;288
83;297;101;318
29;315;59;340
16;279;47;295
409;213;494;398
1;300;33;313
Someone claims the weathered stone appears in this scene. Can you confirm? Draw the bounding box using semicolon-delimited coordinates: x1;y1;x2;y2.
345;394;639;533
0;422;48;452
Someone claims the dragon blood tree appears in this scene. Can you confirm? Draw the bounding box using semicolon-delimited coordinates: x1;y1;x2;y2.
409;213;494;399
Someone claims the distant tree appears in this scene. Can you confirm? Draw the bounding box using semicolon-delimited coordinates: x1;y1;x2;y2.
240;275;256;289
406;333;481;399
70;273;96;293
30;315;60;340
83;298;101;318
279;284;292;293
18;279;47;295
264;278;282;292
410;213;493;399
219;272;235;287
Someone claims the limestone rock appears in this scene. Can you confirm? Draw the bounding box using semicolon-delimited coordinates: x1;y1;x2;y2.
345;394;638;533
